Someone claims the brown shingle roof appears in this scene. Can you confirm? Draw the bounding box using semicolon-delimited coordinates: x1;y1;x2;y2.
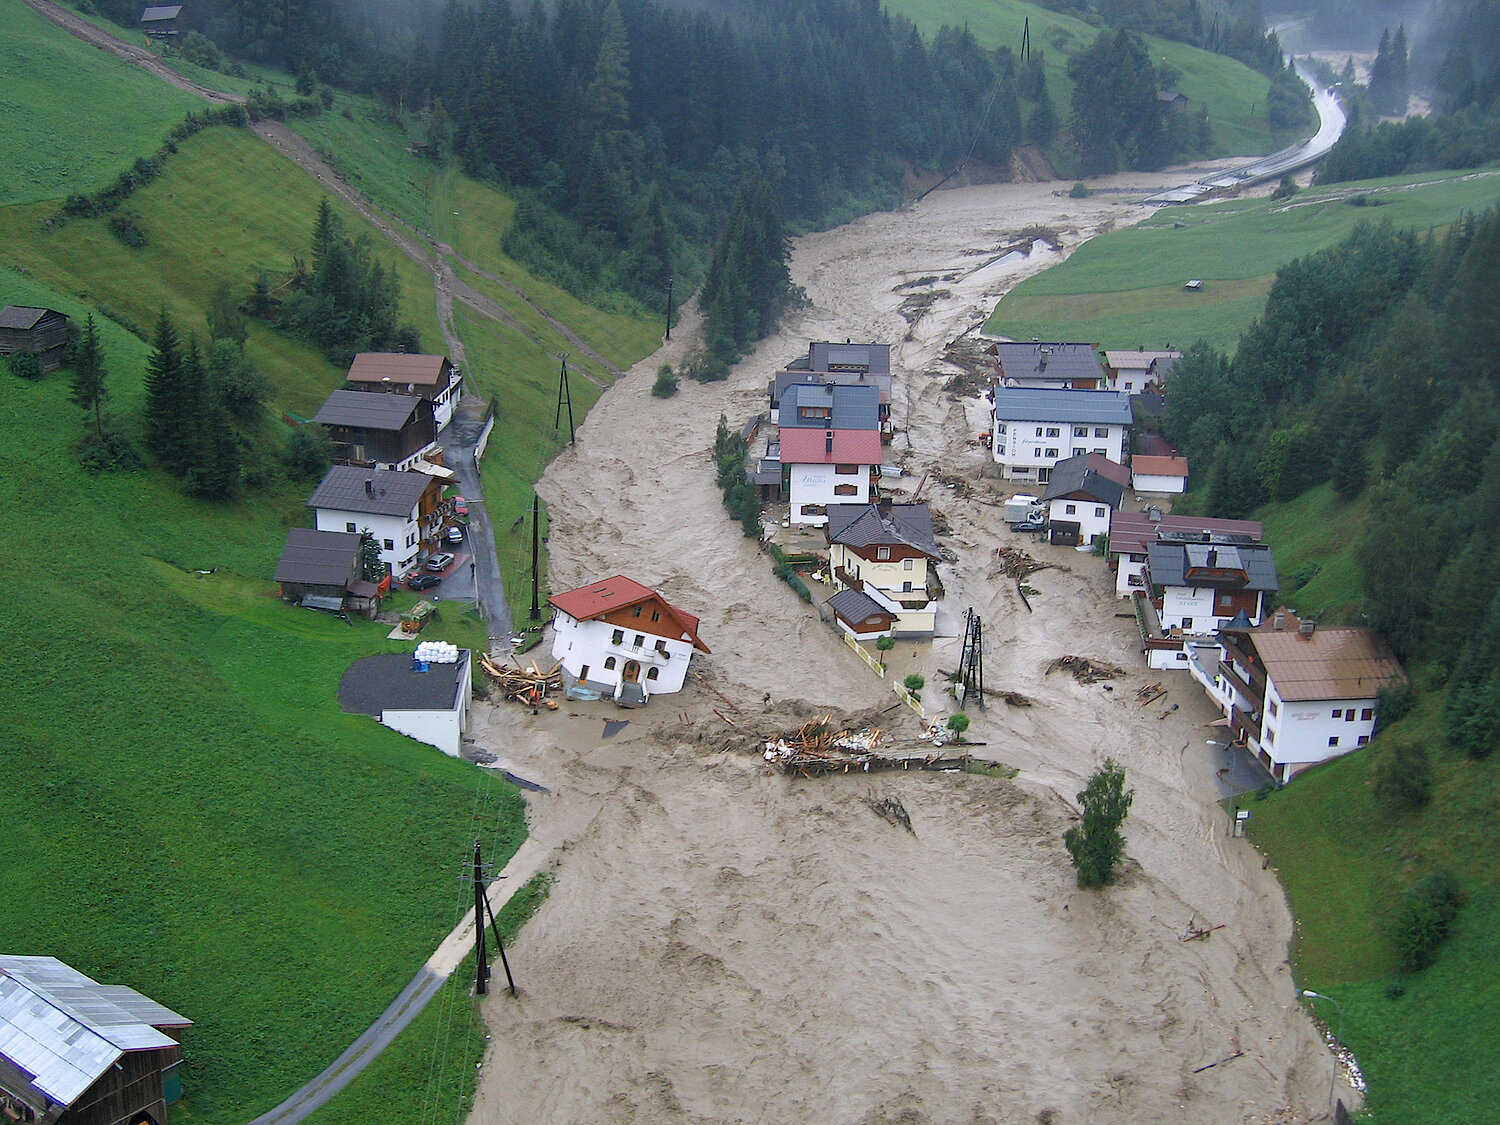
1252;627;1405;701
347;353;450;386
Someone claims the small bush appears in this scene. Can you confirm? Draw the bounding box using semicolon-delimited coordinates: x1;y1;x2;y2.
1287;561;1322;590
1069;182;1092;198
1375;681;1416;732
1392;871;1462;971
1270;174;1299;200
78;431;142;474
651;364;679;398
108;214;147;248
903;673;925;700
282;425;332;480
1371;740;1432;810
7;353;42;380
685;351;730;382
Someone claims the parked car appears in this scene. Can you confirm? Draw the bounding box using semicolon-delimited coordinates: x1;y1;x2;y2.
425;552;456;573
444;525;464;546
452;495;469;517
407;573;442;591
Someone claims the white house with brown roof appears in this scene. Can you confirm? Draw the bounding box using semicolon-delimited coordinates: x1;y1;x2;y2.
1131;454;1189;494
347;352;464;429
1188;613;1406;783
1109;511;1263;598
825;501;941;638
1102;349;1180;392
549;576;710;704
307;465;448;578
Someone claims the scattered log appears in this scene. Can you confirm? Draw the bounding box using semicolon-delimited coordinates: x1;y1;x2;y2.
1046;655;1125;683
1192;1050;1244;1074
999;690;1034;707
1181;917;1226;942
713;708;737;727
478;652;564;704
995;546;1051;579
694;672;744;714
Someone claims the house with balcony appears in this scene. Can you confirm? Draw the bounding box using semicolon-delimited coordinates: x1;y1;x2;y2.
988;341;1105;390
0;954;191;1125
1102;349;1180;393
1040;454;1128;547
781;426;883;525
1188;612;1405;783
771;342;894;433
1109;510;1263;598
825;501;941;638
313;389;437;470
1146;534;1278;635
307;465;448;579
549;576;710;705
346;352;464;429
991;388;1132;481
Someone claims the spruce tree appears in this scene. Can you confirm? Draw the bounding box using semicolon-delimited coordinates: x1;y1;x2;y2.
143;308;188;473
68;313;108;439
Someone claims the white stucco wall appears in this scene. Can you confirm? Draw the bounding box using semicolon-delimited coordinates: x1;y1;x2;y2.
1260;682;1377;773
551;614;696;696
1047;498;1111;545
1133;472;1187;494
788;463;872;525
992;418;1126;480
314;507;423;576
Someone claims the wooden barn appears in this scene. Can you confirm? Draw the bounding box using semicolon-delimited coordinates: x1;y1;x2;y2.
0;306;70;373
0;954;191;1125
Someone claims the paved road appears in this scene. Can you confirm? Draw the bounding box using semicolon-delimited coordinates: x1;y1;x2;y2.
441;411;515;639
1145;61;1347;205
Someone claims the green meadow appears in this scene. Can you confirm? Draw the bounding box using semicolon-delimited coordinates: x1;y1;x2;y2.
989;168;1500;350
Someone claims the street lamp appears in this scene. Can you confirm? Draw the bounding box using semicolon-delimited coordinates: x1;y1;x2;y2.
1301;989;1343;1111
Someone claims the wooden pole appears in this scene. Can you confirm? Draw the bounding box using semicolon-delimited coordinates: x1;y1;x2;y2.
482;886;518;997
530;493;542;622
473;839;488;996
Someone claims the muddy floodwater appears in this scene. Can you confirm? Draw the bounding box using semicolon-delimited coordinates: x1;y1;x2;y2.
466;167;1337;1125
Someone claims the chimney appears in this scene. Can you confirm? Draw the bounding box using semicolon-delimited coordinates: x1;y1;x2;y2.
1146;505;1162;522
365;478;376;497
1274;611;1285;631
1299;619;1317;638
878;496;893;513
825;429;834;454
1206;547;1218;568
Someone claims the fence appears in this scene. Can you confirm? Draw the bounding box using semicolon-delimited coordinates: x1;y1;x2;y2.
842;631;886;679
892;679;926;721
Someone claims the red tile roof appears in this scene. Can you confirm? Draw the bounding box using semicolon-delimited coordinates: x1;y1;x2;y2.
1132;455;1189;479
548;575;709;652
778;427;883;465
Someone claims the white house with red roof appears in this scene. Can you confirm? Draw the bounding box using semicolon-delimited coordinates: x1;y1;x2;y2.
781;428;883;525
1131;454;1189;494
549;576;710;704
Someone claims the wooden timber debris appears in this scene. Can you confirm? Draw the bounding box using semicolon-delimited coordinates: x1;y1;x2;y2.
992;546;1051;580
1181;916;1226;942
1046;655;1126;683
864;792;915;834
761;717;970;777
478;652;564;705
999;690;1034;707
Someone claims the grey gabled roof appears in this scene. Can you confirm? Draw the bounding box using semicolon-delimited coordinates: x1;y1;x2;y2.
826;503;938;556
1041;457;1126;507
808;341;890;375
1147;541;1279;592
991;388;1133;425
313;389;424;431
307;465;432;517
992;342;1103;382
0;956;189;1112
779;383;881;430
0;306;61;330
275;528;363;586
827;588;890;624
338;651;469;715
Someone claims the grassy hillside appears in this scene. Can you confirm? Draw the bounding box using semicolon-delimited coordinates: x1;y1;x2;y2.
988;168;1500;350
883;0;1290;162
0;0;201;205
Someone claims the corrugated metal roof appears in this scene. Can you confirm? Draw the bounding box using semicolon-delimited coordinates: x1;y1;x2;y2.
347;353;449;387
1147;541;1279;591
1107;511;1262;556
827;588;890;625
808;341;890;375
275;528;363;586
306;465;434;517
1250;628;1405;701
992;342;1103;382
779;383;880;430
312;389;424;430
991;388;1133;425
0;956;188;1110
140;5;182;20
770;369;890;408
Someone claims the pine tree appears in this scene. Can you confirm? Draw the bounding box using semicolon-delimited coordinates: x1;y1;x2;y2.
143;308;189;473
68;313;108;439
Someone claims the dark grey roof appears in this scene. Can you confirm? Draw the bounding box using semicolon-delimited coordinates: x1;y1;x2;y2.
992;342;1103;383
825;503;938;556
275;528;362;586
827;588;890;624
0;306;59;330
1041;461;1125;508
1147;541;1279;592
779;383;881;430
338;651;469;715
808;341;891;375
313;388;424;431
140;5;181;20
1131;392;1167;421
770;368;891;408
991;388;1133;425
307;465;432;517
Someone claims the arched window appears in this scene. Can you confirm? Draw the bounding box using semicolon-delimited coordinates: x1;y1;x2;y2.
646;667;660;681
604;656;617;670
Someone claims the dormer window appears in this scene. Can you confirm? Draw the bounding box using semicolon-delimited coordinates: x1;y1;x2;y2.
877;547;891;560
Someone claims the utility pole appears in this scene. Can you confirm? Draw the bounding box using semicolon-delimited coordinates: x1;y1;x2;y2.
1020;16;1031;63
530;493;542;622
958;608;985;708
473;839;489;996
554;353;575;444
664;277;674;341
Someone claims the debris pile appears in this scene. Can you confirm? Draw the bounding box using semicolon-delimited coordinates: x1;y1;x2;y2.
864;793;915;833
993;546;1051;580
762;717;970;777
478;652;564;705
1046;655;1126;683
1136;681;1168;706
998;690;1034;707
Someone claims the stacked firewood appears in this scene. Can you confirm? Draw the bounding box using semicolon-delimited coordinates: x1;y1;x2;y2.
478;652;564;704
1046;655;1126;683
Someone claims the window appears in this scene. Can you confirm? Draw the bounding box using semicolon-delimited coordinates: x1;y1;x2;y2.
611;629;624;645
1094;506;1105;518
654;639;668;653
1176;652;1188;661
834;463;858;475
1328;736;1340;747
1045;427;1061;437
633;605;642;617
652;611;660;622
1044;447;1059;458
646;667;660;681
1269;700;1279;717
997;423;1007;435
1124;382;1133;391
579;664;590;681
1345;710;1356;722
1035;426;1044;437
1064;503;1077;515
1361;707;1374;721
1182;617;1194;629
834;484;858;495
384;539;394;550
604;657;617;670
634;634;645;647
1094;427;1109;438
1073;447;1086;456
1357;735;1369;745
903;559;914;571
800;504;825;516
1331;708;1342;719
1074;426;1089;437
902;581;913;592
1092;448;1105;455
877;547;891;560
346;522;358;533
